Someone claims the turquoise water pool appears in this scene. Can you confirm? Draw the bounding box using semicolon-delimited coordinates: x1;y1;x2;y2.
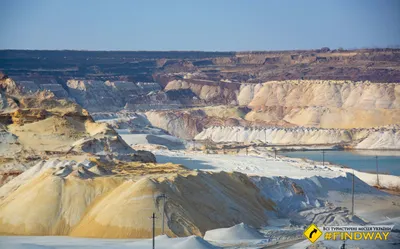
280;150;400;176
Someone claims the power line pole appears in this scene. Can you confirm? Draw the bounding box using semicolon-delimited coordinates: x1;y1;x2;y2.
274;148;277;159
158;194;167;235
341;239;346;249
351;170;355;216
322;150;326;166
376;156;380;186
150;212;157;249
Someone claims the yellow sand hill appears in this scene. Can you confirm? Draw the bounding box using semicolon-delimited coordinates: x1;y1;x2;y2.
0;160;275;238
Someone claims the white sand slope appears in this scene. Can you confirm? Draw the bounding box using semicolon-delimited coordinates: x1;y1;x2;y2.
0;235;221;249
119;133;185;149
155;150;400;189
204;223;264;241
195;126;400;149
155;150;400;226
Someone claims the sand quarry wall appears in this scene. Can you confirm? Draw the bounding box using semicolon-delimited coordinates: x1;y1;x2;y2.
164;80;400;129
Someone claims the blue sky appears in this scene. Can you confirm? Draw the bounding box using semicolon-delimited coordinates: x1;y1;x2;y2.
0;0;399;51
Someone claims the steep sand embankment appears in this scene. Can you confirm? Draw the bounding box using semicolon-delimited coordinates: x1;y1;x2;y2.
245;81;400;129
0;160;274;238
195;126;400;149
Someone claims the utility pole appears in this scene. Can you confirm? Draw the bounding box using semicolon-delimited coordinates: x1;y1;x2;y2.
274;149;277;159
150;212;157;249
246;146;248;155
341;239;346;249
158;194;167;235
322;150;326;166
376;156;380;186
351;170;355;216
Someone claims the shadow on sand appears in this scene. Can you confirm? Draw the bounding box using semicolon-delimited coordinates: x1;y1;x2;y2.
155;154;217;170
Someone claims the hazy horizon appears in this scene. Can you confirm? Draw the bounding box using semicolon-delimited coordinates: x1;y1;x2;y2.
1;46;399;52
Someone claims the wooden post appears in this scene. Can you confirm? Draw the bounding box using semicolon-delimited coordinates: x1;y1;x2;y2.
150;213;156;249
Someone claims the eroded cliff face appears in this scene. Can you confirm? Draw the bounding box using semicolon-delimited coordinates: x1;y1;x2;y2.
165;79;240;104
67;80;166;112
163;80;400;129
3;67;400;149
245;81;400;129
246;81;399;109
145;110;206;139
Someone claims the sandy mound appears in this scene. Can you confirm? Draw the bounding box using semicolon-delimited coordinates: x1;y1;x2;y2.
0;165;122;235
119;133;185;149
204;223;264;241
0;160;275;238
70;177;164;238
8;115;87;152
173;235;220;249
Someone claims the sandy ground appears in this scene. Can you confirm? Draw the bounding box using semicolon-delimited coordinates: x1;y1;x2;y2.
155;150;400;218
1;140;399;248
0;235;220;249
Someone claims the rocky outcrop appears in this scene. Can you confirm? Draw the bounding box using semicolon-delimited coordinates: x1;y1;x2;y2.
66;80;163;112
10;109;47;125
145;110;206;139
165;79;240;104
0;78;156;164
